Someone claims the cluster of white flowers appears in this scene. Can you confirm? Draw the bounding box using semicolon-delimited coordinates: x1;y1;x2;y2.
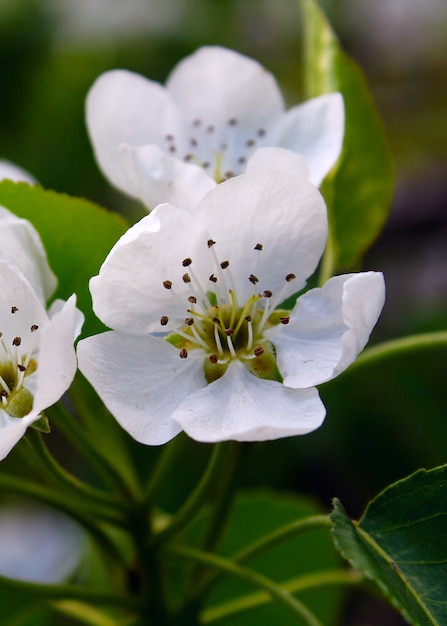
78;47;385;445
0;162;83;461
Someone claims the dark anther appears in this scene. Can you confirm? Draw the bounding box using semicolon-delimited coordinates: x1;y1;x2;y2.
224;171;235;179
207;125;215;133
0;390;8;398
209;354;219;364
209;274;218;283
263;290;272;298
184;154;193;162
188;296;197;303
165;134;174;141
163;280;173;289
280;316;290;325
246;139;255;147
190;138;198;147
207;239;216;248
18;364;26;372
169;145;177;153
285;273;296;282
257;128;266;137
245;315;252;322
238;156;246;164
220;260;229;269
182;258;192;267
160;316;169;326
211;317;220;324
228;118;238;126
182;273;191;283
224;328;234;337
249;274;259;284
185;317;194;326
11;306;19;314
254;243;263;251
254;346;264;357
30;325;39;332
179;348;188;359
203;162;210;169
12;337;22;346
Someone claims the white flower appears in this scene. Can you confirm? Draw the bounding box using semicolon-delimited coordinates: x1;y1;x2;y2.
0;501;86;583
86;46;344;210
77;171;384;445
0;206;57;304
0;260;83;461
0;159;37;185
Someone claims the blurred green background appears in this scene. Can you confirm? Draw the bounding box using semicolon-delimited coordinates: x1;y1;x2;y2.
1;1;446;623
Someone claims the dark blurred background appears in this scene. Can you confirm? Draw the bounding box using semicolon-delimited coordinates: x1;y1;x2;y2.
1;1;446;624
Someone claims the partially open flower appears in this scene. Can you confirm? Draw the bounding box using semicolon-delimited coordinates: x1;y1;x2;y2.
0;261;83;461
86;46;344;210
77;171;384;445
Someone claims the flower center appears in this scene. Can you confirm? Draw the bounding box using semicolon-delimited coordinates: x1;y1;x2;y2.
164;117;269;183
0;306;39;418
161;241;294;384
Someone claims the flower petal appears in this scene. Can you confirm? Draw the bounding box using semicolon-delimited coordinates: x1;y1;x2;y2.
118;143;216;211
77;332;207;445
0;205;57;303
172;359;326;442
193;170;328;300
86;69;184;196
90;205;213;333
32;295;83;415
245;147;310;179
273;93;345;186
0;160;37;184
271;272;385;388
166;46;285;135
0;413;36;461
0;502;86;583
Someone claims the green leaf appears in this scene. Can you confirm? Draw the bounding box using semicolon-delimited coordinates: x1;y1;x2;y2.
331;465;447;625
0;181;128;336
301;0;394;272
172;490;344;625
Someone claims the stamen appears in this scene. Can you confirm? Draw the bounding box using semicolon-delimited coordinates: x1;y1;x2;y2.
188;296;197;304
249;274;259;285
253;346;264;357
226;333;237;358
254;243;263;251
31;325;38;332
12;337;21;347
185;317;194;326
11;306;19;314
263;290;272;298
286;273;296;282
220;260;229;269
207;239;216;248
163;280;173;289
182;258;192;267
209;274;217;283
160;316;169;326
182;273;191;283
280;316;290;325
179;348;188;359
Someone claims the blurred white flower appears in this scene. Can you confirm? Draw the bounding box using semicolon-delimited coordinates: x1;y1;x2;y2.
0;160;37;185
86;46;344;210
0;260;83;461
78;171;384;445
0;501;86;583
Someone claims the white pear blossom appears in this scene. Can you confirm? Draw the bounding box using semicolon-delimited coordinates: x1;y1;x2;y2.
86;46;344;210
0;501;86;583
0;260;83;461
0;159;37;185
77;171;384;445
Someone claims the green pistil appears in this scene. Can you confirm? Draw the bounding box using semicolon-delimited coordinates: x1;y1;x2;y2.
0;358;37;418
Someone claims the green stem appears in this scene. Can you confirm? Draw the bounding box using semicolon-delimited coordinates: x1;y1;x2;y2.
0;573;140;612
25;430;130;520
349;331;447;371
167;545;323;626
47;403;139;501
202;569;362;623
151;442;235;546
232;514;332;564
0;473;127;568
144;434;187;506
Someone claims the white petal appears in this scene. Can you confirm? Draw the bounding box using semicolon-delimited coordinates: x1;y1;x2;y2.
193;170;328;300
167;46;285;134
77;332;207;446
273;93;345;186
172;359;326;442
271;272;385;388
86;69;184;196
0;206;57;303
0;413;36;462
119;143;216;211
0;160;37;184
90;205;213;333
0;502;86;583
32;295;83;415
246;147;310;179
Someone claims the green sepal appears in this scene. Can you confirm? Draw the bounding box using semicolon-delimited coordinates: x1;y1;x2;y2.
30;413;51;433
